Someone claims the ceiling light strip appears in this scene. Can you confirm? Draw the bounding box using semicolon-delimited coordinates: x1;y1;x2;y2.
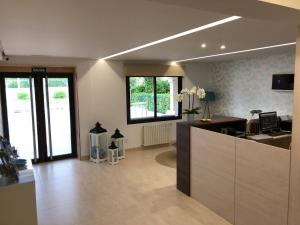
175;42;296;63
100;16;241;60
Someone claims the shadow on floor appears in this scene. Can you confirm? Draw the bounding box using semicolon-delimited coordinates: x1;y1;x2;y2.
155;150;176;168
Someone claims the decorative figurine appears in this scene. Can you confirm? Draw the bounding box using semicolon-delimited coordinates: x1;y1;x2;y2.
0;150;19;181
0;136;20;181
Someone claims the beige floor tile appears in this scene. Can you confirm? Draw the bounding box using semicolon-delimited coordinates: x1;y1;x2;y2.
34;146;231;225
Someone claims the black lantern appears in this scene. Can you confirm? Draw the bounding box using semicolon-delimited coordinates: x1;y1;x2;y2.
111;129;125;159
89;122;108;163
108;141;119;165
90;122;107;133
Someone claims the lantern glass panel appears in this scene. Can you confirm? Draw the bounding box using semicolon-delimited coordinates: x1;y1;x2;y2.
98;149;106;159
118;140;123;149
91;147;97;159
113;150;118;161
108;150;113;162
108;148;119;165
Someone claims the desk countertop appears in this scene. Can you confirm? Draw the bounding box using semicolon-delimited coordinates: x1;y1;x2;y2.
247;134;292;150
177;116;247;127
247;133;292;140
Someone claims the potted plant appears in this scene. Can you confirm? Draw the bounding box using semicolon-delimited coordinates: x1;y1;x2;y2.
176;86;206;122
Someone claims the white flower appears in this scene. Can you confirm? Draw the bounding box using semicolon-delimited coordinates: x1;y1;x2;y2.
176;94;184;102
196;88;206;99
180;88;189;94
190;86;197;94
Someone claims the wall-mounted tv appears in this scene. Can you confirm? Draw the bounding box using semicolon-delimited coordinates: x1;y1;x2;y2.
272;74;294;91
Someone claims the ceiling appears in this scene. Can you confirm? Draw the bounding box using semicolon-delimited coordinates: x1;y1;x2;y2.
114;17;297;62
0;0;299;62
148;0;300;22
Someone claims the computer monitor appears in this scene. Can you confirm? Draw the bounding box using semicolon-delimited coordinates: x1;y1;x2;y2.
259;112;278;133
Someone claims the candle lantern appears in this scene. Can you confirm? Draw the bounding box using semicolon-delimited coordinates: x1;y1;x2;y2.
89;122;108;163
111;129;125;159
108;141;119;165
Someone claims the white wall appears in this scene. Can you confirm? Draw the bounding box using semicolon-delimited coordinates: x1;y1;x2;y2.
180;62;213;118
76;60;211;156
1;56;209;157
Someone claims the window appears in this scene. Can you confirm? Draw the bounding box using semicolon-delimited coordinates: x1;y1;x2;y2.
126;76;182;124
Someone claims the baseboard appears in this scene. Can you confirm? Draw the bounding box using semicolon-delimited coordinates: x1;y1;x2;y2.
127;143;175;151
80;143;177;160
80;155;89;161
125;146;144;151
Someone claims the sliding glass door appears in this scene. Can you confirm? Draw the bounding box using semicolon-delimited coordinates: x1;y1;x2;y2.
43;77;73;158
3;77;38;162
0;73;76;163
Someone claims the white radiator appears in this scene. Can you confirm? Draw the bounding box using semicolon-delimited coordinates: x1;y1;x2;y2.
143;123;171;146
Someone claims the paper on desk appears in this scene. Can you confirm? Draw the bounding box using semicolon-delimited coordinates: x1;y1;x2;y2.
248;134;271;140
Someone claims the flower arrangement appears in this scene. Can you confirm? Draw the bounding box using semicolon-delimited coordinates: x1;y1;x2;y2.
0;136;20;181
176;86;206;115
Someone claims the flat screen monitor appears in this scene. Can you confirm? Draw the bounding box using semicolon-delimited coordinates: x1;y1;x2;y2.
272;74;294;90
259;112;278;132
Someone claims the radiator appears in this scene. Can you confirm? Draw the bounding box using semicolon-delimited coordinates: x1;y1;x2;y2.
143;123;171;146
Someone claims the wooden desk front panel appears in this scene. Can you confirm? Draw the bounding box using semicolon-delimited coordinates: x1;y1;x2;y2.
235;138;290;225
191;127;236;224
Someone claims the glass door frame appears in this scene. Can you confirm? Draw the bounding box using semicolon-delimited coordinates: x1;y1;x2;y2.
0;72;77;163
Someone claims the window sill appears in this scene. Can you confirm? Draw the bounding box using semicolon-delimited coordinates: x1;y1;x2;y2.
127;115;182;125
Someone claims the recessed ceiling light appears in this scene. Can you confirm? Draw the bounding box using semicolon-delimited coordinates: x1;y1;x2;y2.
201;43;207;48
220;45;226;50
100;16;241;60
175;42;296;63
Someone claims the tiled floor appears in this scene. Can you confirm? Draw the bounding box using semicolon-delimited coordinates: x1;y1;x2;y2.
34;145;231;225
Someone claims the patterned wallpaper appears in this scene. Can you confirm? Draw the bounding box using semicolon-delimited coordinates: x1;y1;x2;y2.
208;52;295;119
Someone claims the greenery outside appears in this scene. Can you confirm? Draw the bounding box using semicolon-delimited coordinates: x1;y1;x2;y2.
17;92;29;100
130;77;170;114
6;78;68;88
48;79;68;87
53;91;66;99
7;79;30;88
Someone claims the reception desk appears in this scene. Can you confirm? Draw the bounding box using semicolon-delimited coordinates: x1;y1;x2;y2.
177;117;291;225
176;116;247;196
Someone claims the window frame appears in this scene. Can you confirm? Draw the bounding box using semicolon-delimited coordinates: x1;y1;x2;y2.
126;76;182;124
